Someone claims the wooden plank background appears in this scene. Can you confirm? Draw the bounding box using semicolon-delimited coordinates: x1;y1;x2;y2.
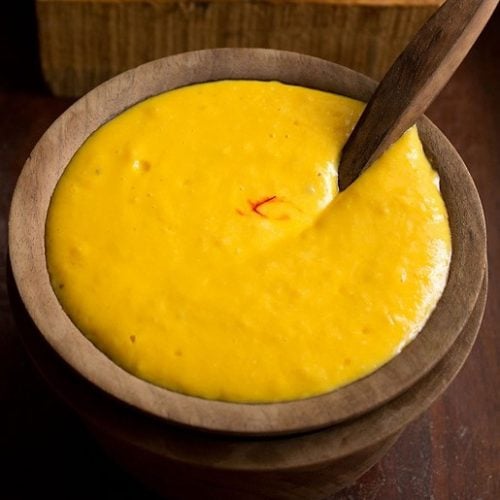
37;0;442;96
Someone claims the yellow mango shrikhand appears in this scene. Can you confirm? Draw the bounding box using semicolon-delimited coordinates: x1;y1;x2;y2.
46;81;451;403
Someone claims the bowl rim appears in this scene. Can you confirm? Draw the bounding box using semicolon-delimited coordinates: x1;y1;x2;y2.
8;48;487;436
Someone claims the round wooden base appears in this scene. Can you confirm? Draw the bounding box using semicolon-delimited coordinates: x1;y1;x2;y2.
8;267;487;499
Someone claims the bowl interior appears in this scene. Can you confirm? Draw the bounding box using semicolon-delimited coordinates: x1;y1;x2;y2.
8;49;487;435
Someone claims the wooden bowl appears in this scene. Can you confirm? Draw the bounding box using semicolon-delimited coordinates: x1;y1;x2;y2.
8;49;487;436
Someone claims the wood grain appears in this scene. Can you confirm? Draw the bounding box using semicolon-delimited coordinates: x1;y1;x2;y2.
36;0;441;96
0;10;498;495
339;0;499;190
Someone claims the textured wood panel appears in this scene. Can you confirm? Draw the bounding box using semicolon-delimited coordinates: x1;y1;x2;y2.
36;0;441;96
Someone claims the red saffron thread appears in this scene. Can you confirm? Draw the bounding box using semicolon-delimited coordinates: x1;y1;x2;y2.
248;195;277;217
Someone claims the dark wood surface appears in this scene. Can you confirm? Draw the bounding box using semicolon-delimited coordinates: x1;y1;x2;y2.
1;5;499;500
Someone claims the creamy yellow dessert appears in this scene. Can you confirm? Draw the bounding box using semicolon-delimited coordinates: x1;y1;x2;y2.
46;81;451;403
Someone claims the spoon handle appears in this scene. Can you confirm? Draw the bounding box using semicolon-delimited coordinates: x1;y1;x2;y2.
338;0;499;191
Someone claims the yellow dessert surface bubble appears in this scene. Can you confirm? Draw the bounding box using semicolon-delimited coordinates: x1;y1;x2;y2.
46;81;451;402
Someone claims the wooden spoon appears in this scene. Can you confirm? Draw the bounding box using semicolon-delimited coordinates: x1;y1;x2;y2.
338;0;499;191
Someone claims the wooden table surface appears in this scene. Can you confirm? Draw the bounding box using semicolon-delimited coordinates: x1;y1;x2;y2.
1;5;498;499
